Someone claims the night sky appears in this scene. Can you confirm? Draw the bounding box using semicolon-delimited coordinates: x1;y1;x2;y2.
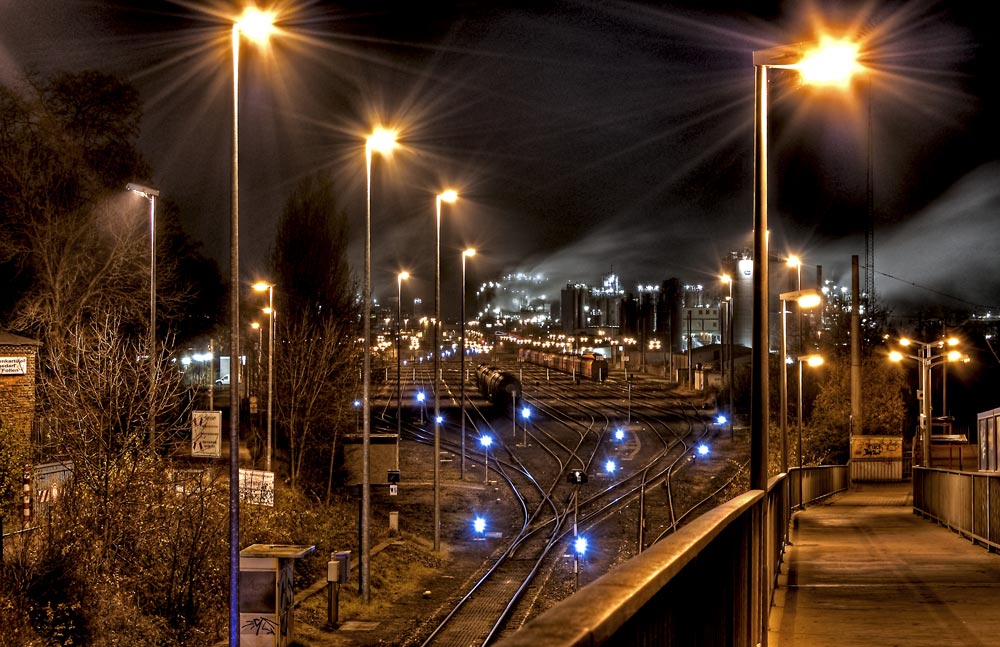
2;0;998;318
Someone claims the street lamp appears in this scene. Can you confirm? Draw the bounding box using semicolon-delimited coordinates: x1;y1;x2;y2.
795;353;824;506
779;288;821;474
720;274;734;438
252;282;274;473
362;126;398;603
229;7;275;644
520;405;531;447
752;37;859;645
460;248;476;480
126;182;159;451
433;189;458;552
890;337;968;467
396;271;409;470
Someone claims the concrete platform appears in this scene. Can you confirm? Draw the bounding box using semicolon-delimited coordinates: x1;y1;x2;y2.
769;482;1000;647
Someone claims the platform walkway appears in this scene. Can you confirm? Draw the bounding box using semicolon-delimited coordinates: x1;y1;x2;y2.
769;482;1000;647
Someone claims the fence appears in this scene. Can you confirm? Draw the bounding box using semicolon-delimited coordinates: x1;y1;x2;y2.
913;466;1000;551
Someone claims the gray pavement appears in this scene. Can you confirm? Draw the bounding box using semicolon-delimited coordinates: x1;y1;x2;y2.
769;482;1000;647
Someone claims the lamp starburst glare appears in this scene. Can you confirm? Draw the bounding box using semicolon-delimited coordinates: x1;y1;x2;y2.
797;36;862;88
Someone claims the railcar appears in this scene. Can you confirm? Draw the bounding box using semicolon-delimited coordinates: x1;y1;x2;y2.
517;348;609;381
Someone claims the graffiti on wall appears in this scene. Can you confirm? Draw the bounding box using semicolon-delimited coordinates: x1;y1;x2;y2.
851;435;903;459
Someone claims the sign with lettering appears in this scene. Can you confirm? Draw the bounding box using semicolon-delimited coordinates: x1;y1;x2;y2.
239;469;275;506
191;411;222;458
0;356;28;375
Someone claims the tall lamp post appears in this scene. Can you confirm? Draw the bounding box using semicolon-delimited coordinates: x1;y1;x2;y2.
362;127;398;604
752;35;860;645
779;288;821;474
720;274;734;437
795;353;824;505
229;8;275;645
252;282;274;472
396;271;409;470
433;189;458;552
126;182;159;451
890;337;967;467
460;248;476;479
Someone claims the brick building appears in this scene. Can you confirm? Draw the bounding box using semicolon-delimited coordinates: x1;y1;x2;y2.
0;331;41;438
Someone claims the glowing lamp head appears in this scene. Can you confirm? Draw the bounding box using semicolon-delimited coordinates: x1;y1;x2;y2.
946;350;962;362
522;407;530;419
697;443;710;457
439;189;458;204
899;338;912;347
716;415;727;425
417;392;425;403
946;337;959;347
797;36;862;88
463;248;477;258
787;255;801;268
473;517;486;534
480;435;492;448
889;351;903;362
236;7;276;44
367;127;399;156
605;460;616;474
398;271;410;281
574;536;588;556
615;428;625;441
720;274;732;285
252;281;271;292
798;293;822;309
435;415;443;425
353;399;361;407
250;322;260;330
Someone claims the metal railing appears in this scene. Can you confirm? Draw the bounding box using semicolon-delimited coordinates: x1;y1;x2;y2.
492;467;847;647
913;466;1000;551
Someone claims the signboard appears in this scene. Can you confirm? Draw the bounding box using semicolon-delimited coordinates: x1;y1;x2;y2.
850;435;903;460
0;356;28;375
239;469;275;506
33;461;74;512
192;411;222;458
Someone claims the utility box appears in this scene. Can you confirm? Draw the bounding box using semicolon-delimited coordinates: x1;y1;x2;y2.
239;544;316;647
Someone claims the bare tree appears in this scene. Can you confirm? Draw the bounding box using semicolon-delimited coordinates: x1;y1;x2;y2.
270;174;360;496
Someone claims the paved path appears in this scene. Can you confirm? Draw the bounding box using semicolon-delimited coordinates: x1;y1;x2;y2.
769;482;1000;647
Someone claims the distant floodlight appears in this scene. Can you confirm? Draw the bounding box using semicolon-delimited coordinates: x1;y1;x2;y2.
605;460;616;474
716;415;727;425
480;436;492;448
473;517;486;534
417;392;426;402
615;428;625;441
697;443;710;457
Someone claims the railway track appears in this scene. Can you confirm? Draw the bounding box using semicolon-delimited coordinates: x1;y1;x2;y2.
374;352;744;646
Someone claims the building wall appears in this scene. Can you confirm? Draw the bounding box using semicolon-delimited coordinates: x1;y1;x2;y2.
0;334;41;439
